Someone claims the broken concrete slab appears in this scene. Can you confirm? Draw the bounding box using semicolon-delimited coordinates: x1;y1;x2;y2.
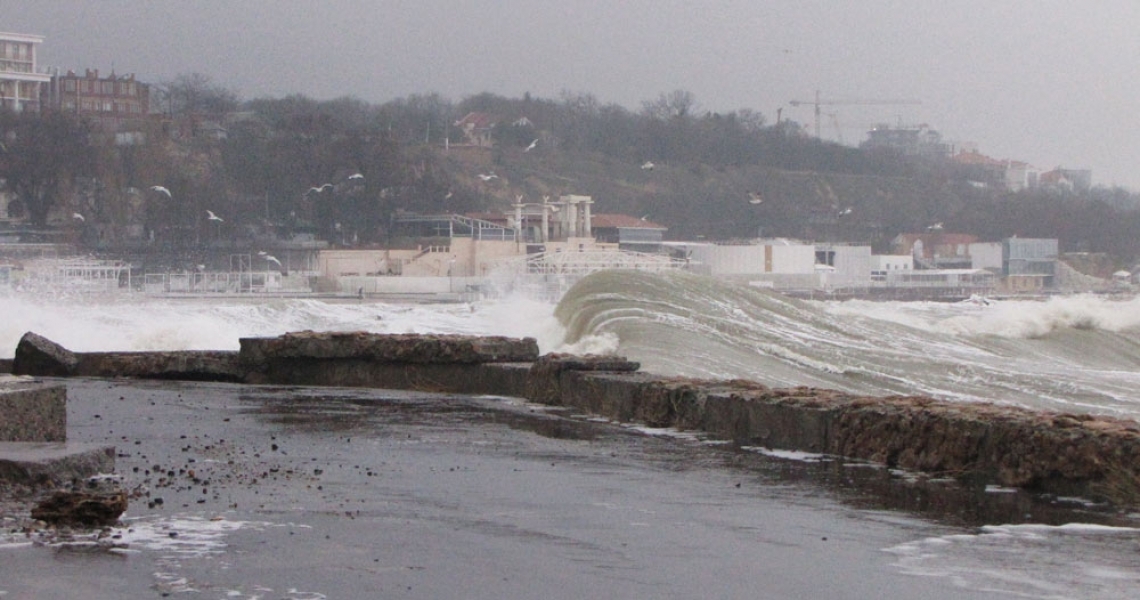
0;380;66;442
0;443;116;487
12;331;79;377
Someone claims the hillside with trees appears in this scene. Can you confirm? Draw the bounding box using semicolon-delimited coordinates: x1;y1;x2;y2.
3;78;1140;268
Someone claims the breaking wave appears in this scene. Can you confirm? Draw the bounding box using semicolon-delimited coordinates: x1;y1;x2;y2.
554;270;1140;418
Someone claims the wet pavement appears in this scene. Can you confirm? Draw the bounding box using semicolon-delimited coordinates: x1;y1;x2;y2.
1;378;1135;599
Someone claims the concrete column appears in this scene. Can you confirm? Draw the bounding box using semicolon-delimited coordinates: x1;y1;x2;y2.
583;200;593;238
540;202;549;243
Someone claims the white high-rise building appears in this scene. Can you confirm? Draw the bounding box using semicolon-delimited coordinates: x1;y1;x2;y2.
0;32;50;112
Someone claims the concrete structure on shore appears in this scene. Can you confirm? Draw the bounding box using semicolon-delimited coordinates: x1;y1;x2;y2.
7;330;1140;508
0;377;115;486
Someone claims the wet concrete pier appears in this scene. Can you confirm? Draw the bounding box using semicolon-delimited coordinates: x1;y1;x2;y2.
8;330;1140;506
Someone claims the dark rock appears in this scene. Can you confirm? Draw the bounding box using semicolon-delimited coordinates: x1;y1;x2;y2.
12;332;79;377
31;489;127;527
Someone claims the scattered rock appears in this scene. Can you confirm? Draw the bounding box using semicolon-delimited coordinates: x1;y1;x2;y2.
29;473;128;527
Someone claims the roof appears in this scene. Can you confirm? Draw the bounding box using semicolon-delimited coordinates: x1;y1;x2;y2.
454;112;496;129
591;214;667;230
952;150;1005;167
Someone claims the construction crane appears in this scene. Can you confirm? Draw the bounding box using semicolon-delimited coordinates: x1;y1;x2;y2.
789;90;922;140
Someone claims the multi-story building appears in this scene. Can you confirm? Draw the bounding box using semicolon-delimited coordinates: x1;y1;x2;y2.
43;68;151;130
0;32;50;112
862;123;953;159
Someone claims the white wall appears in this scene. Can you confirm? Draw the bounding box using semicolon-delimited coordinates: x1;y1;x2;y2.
969;242;1003;271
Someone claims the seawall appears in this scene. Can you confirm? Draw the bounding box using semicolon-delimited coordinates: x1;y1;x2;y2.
8;330;1140;506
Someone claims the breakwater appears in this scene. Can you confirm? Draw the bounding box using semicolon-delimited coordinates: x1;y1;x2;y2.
8;330;1140;506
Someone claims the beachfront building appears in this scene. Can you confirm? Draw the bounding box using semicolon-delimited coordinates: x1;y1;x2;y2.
667;239;816;288
0;32;50;113
871;254;913;283
1003;237;1058;291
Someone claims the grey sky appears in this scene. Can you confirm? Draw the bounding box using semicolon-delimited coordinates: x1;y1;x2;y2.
4;1;1138;189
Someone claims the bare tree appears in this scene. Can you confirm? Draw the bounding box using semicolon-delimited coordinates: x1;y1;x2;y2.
0;110;95;226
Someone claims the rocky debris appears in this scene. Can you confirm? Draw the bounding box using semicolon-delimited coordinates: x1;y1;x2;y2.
30;474;127;527
241;331;540;364
12;331;79;377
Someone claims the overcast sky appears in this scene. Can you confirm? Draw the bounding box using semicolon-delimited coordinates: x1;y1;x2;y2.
4;1;1139;189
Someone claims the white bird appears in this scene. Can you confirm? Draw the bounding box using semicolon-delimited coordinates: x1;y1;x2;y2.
515;194;524;203
927;222;944;231
524;139;538;152
263;254;282;267
477;172;498;181
748;192;764;204
257;250;267;256
72;212;85;222
444;190;453;199
347;173;364;180
206;210;224;222
641;161;655;170
839;207;853;216
150;185;172;198
307;183;333;194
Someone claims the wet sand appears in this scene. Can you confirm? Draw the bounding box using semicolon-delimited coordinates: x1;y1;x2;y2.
1;379;1135;599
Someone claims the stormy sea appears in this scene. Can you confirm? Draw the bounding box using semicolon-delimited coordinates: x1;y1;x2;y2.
4;269;1140;598
7;269;1140;418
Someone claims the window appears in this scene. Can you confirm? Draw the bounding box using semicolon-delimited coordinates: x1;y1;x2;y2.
64;79;75;92
80;80;90;93
101;81;114;95
102;101;112;112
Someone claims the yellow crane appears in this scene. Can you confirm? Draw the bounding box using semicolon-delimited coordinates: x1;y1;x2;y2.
789;90;922;140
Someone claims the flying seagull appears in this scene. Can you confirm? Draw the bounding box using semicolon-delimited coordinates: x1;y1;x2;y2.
347;173;364;180
150;185;172;198
927;222;944;231
748;192;764;204
263;254;282;267
444;190;453;199
838;207;853;216
206;210;224;222
524;139;538;152
72;212;85;222
641;161;655;171
477;172;499;181
307;183;333;194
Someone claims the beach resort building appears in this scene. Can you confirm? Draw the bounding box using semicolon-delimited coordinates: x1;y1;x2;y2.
0;32;50;113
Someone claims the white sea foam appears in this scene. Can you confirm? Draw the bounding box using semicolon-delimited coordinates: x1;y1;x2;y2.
885;523;1140;599
0;292;565;357
740;446;830;463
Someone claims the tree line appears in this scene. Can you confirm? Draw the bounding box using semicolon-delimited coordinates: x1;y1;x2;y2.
2;76;1139;264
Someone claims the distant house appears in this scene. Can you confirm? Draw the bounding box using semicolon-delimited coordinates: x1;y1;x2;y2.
43;68;151;131
862;123;953;159
453;112;497;147
891;233;978;269
951;150;1009;187
1039;167;1092;193
1003;160;1040;191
